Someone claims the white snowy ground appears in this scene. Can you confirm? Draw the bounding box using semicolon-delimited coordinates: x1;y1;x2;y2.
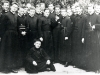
0;63;99;75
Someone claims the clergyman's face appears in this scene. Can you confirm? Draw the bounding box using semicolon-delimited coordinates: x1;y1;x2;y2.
67;9;72;17
34;41;41;49
44;9;50;17
75;6;82;15
61;9;66;17
55;7;60;14
3;3;9;11
95;5;100;14
36;8;41;14
88;7;94;15
11;4;18;13
18;8;24;16
29;10;35;17
48;4;54;11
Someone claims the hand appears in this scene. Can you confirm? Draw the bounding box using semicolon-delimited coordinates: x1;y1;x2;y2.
21;31;26;36
46;60;50;65
55;16;59;21
92;25;95;30
0;37;1;41
65;37;68;40
33;61;37;66
82;38;84;43
40;37;43;41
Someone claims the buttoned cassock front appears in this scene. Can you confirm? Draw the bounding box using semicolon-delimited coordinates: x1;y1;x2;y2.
26;15;39;49
82;13;100;71
0;11;23;72
38;16;53;59
71;14;86;68
58;16;72;62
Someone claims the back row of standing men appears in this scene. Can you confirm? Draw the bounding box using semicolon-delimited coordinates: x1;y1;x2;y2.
0;0;100;73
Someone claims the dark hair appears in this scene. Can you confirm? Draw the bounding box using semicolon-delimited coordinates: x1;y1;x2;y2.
11;2;18;6
34;39;41;43
48;1;53;6
2;1;9;5
61;8;67;11
44;8;49;12
55;4;61;9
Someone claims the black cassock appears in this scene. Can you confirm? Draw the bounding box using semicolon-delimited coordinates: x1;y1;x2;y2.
82;13;100;71
58;16;72;62
38;16;53;59
0;12;23;72
52;14;62;61
71;14;86;67
17;15;29;65
48;12;56;59
25;47;55;73
26;15;39;48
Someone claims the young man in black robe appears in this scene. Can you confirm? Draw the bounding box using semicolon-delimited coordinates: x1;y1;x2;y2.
48;2;55;59
25;39;56;73
1;1;10;14
38;8;53;59
26;6;39;49
0;1;10;43
82;4;100;72
17;7;28;67
52;5;62;62
48;2;55;20
58;8;72;67
35;7;43;21
0;2;23;73
71;4;86;68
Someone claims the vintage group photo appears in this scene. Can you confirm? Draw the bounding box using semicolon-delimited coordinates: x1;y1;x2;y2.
0;0;100;74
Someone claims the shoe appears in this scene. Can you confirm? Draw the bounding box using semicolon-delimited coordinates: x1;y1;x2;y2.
73;65;76;68
11;70;18;73
50;65;56;72
64;63;69;67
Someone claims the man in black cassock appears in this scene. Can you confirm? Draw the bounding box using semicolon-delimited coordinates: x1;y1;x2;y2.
0;1;10;43
26;6;39;49
52;5;62;62
25;39;56;73
0;2;23;73
71;4;86;68
17;7;29;67
38;8;53;59
48;2;55;60
82;4;100;72
58;8;72;67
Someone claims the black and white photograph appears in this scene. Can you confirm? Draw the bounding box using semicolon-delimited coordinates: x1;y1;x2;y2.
0;0;100;75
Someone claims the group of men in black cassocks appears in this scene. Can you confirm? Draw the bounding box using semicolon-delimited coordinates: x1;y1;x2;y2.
0;0;100;74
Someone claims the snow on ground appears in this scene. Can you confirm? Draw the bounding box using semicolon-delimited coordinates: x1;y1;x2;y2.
0;63;99;75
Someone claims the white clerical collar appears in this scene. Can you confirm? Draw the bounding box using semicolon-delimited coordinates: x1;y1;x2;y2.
18;14;22;17
95;12;99;15
50;10;54;13
29;14;34;17
11;11;15;15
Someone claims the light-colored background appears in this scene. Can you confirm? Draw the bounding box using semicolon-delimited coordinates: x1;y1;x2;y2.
0;63;98;75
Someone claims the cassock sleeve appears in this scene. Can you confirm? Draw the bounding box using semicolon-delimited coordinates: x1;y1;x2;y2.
26;49;35;64
82;17;87;38
65;18;72;37
38;18;43;37
41;48;51;60
25;17;29;32
94;15;100;31
1;14;8;33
